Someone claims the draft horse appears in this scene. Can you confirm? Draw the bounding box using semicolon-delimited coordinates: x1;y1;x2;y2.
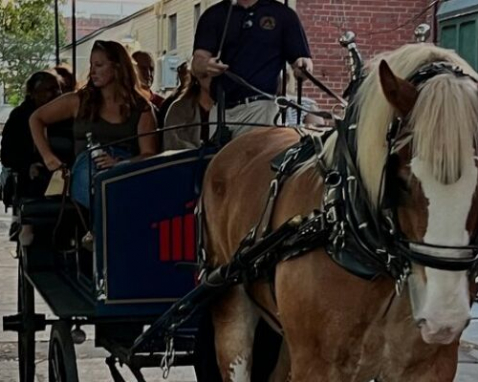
201;44;478;381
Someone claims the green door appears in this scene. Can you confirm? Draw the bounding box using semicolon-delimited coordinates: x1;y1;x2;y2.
439;14;478;70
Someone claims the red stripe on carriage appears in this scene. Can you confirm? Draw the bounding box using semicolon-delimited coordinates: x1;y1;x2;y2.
172;217;183;261
159;220;171;261
184;214;195;261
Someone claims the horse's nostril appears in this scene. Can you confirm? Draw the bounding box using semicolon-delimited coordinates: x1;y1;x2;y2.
416;318;427;328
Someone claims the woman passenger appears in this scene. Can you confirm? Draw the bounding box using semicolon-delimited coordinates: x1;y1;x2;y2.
30;40;157;208
163;75;213;151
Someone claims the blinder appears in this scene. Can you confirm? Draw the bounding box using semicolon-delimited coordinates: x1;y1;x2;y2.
325;61;478;289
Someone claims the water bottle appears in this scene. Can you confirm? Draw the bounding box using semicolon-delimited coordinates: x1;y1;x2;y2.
86;132;105;159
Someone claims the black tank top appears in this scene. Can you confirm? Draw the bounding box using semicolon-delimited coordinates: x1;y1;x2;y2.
73;109;142;156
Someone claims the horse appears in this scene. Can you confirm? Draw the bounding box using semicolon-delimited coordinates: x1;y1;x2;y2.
200;43;478;382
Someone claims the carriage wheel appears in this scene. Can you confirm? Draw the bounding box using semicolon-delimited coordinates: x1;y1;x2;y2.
17;247;36;382
48;321;79;382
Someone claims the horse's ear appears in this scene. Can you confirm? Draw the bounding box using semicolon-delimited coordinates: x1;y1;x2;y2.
379;60;418;116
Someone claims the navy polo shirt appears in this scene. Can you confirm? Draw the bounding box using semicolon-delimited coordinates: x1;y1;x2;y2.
194;0;311;103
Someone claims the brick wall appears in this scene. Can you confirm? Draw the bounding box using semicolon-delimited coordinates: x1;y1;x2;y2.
64;17;120;41
296;0;433;107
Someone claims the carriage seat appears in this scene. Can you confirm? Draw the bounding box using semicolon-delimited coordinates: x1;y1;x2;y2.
19;196;76;226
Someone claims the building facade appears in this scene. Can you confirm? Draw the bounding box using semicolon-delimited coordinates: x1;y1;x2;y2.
62;0;434;102
61;0;296;92
299;0;432;106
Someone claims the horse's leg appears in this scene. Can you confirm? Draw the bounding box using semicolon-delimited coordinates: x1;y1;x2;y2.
213;285;260;382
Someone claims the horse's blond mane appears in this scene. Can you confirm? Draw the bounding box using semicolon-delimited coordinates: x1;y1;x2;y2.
355;44;478;205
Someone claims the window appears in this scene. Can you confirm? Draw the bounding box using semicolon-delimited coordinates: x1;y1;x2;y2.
194;3;201;31
169;14;177;51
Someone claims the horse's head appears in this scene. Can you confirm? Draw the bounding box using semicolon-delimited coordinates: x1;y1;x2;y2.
376;56;478;345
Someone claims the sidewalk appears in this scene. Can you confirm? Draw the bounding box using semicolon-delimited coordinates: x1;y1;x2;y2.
0;209;477;381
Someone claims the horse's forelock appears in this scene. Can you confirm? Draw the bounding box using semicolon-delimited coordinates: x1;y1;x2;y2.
355;44;478;206
411;76;478;185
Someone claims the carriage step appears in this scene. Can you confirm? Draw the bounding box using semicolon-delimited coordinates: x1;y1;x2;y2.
2;313;46;332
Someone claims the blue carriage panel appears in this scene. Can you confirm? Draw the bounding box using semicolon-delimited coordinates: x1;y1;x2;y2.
92;148;215;316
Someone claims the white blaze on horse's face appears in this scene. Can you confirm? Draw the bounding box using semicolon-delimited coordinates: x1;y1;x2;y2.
408;157;475;345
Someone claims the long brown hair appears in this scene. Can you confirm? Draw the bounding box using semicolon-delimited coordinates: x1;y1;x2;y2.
78;40;149;121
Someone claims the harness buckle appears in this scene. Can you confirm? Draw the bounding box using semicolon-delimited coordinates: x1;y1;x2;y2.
326;206;338;223
270;179;279;198
325;171;342;187
279;148;300;173
395;266;411;296
383;251;395;266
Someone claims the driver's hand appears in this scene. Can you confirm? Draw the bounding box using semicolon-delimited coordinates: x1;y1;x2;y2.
293;57;314;79
207;57;229;77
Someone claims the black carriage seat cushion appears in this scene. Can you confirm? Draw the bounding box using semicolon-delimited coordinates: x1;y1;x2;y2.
19;196;76;226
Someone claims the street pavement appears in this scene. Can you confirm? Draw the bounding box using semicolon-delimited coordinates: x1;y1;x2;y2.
0;209;477;381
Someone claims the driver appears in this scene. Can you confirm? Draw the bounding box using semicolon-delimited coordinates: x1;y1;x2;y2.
192;0;313;139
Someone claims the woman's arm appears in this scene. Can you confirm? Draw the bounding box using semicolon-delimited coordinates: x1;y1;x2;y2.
30;93;79;170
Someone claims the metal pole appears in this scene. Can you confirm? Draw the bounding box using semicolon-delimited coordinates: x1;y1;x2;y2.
72;0;77;79
432;1;439;44
280;0;289;125
216;82;227;145
296;77;303;125
54;0;60;65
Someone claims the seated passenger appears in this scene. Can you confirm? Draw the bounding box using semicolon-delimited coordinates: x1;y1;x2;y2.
163;74;213;151
156;62;190;130
1;71;62;243
30;40;157;209
1;71;62;199
53;64;77;93
132;50;164;110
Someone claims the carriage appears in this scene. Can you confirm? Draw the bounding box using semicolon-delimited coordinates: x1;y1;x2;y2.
2;145;218;382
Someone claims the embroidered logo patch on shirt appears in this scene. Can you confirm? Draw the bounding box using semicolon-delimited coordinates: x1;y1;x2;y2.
260;16;276;30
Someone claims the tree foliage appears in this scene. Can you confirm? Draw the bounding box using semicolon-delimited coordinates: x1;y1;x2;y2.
0;0;66;105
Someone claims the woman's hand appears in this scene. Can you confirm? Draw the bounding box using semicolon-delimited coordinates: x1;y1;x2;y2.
94;153;119;169
43;153;63;172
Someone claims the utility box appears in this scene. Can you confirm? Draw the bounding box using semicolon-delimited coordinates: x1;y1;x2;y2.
437;0;478;71
156;54;182;90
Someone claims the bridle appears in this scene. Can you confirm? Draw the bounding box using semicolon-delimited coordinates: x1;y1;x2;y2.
324;61;478;293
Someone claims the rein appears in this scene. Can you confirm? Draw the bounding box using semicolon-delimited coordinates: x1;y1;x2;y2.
223;69;337;121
